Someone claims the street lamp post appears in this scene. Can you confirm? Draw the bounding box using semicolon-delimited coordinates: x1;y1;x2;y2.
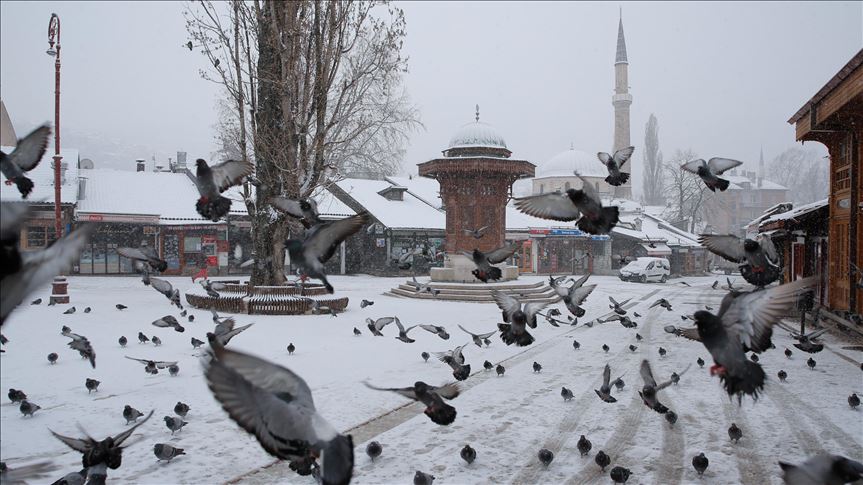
47;13;62;240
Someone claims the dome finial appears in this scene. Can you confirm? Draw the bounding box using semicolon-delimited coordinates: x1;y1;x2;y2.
475;104;480;122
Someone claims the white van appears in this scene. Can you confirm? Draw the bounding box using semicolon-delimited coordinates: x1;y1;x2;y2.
619;257;671;283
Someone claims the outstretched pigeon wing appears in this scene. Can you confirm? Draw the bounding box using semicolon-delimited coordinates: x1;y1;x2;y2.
207;159;254;193
7;125;51;171
707;157;743;175
513;192;581;221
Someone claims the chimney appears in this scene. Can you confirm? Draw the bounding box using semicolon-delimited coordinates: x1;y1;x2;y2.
78;177;87;200
757;146;764;188
136;159;146;172
176;151;187;171
60;161;67;184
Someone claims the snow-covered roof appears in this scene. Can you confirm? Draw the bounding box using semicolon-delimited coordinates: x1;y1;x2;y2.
535;148;606;179
761;198;828;225
745;202;794;229
332;178;445;230
447;121;507;150
0;145;79;204
312;186;355;218
613;212;701;248
386;175;443;209
725;175;787;191
77;168;222;225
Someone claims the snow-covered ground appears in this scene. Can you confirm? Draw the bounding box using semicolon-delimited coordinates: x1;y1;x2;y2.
1;275;861;484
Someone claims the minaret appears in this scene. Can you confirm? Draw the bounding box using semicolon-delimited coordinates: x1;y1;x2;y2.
612;9;633;199
758;146;764;188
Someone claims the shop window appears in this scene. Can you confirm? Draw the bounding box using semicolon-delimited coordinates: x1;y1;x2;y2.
26;226;56;249
184;236;202;252
540;184;545;194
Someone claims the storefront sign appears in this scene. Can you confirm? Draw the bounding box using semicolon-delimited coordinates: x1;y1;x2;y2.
528;228;609;240
79;213;160;224
202;235;217;243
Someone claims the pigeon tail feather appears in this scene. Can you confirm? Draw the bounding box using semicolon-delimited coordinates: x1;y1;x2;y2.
721;360;766;401
604;172;630;186
497;323;535;346
576;206;620;235
425;402;457;425
14;176;35;198
716;177;731;192
196;196;232;222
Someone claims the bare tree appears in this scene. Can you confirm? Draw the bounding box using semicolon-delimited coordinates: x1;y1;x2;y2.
662;149;708;233
767;146;829;205
642;113;664;205
186;1;419;285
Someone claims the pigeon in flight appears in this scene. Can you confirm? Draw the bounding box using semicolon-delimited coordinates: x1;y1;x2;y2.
153;443;185;462
457;324;495;348
408;277;441;297
649;298;673;311
595;364;619;403
208;318;254;347
513;173;619;234
789;327;828;354
699;234;781;287
553;277;595;318
204;343;354;485
463;243;519;283
65;332;96;368
285;212;370;293
193;158;254;221
146;277;182;308
50;411;153;471
270;197;321;228
665;410;678;427
117;246;168;273
389;318;417;343
0;124;50;198
778;454;863;485
151;315;185;333
492;290;550;347
125;356;178;375
639;359;674;414
608;296;631;315
418;324;449;340
1;204;91;326
694;277;815;400
597;146;634;186
680;157;743;192
0;461;58;483
364;381;460;425
433;343;471;381
199;279;228;298
366;317;395;336
463;225;488;239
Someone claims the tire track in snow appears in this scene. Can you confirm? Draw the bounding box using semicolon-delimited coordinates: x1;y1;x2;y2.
507;290;673;485
229;288;657;484
719;397;772;484
563;288;685;485
760;390;826;457
656;392;685;485
767;382;863;457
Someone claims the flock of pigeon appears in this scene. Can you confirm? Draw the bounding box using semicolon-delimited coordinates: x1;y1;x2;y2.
2;127;862;484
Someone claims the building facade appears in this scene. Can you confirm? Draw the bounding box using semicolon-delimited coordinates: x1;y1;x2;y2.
788;49;862;314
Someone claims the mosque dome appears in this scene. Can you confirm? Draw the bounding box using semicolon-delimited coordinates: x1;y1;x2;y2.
536;148;606;178
447;120;507;150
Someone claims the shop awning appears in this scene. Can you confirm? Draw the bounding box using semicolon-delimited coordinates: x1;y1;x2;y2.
641;243;672;256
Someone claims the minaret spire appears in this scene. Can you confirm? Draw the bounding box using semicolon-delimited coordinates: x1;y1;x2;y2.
612;9;633;198
475;104;480;122
758;146;764;187
615;8;628;65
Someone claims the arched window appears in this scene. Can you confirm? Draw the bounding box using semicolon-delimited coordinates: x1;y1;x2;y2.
540;184;544;194
564;181;571;190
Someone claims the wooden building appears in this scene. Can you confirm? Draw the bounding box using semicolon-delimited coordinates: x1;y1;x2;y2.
788;49;863;313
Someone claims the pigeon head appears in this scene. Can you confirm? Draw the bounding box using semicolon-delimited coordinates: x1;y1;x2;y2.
693;310;719;336
195;159;208;170
743;239;760;252
414;381;430;394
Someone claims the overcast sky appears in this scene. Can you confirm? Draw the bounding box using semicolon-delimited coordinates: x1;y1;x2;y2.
1;1;860;196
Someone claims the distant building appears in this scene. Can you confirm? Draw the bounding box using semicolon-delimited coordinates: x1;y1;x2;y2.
701;151;789;237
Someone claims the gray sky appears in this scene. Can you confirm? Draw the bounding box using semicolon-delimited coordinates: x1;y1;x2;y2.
2;1;861;197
